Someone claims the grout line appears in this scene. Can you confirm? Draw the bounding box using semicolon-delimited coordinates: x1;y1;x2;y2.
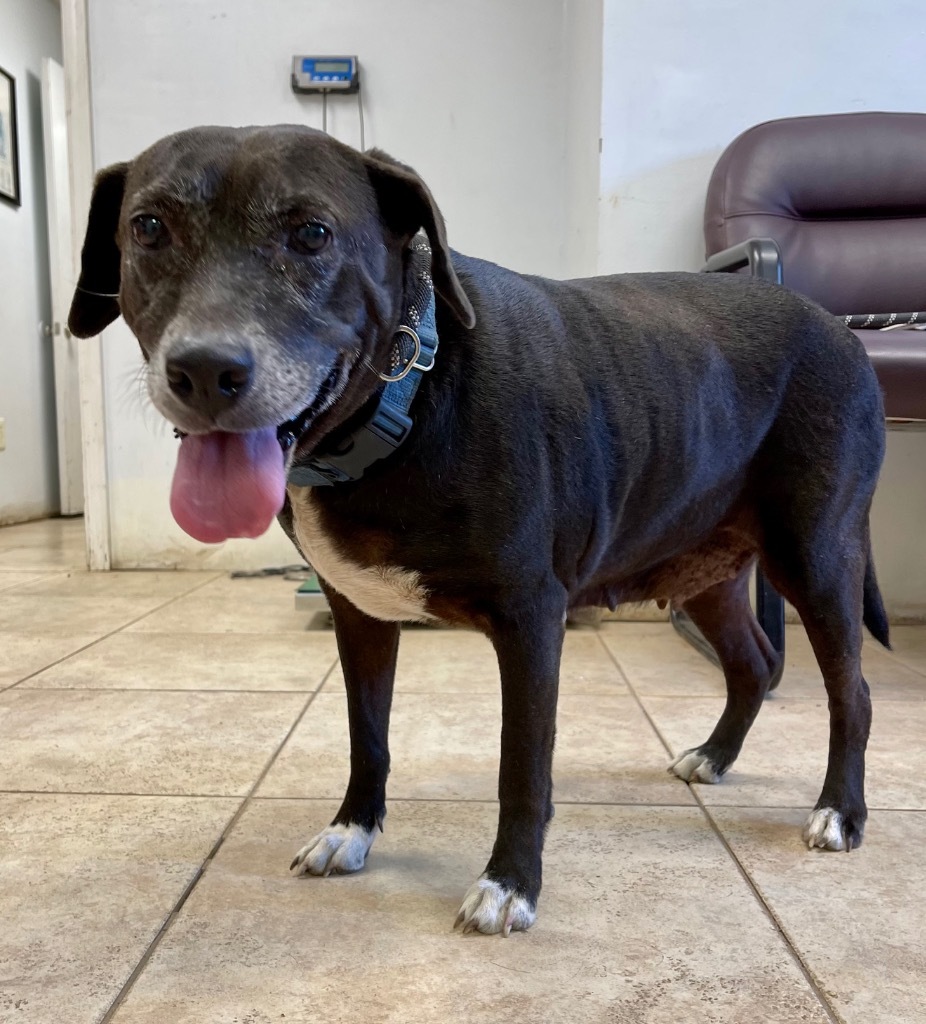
1;574;223;692
9;685;336;694
1;788;921;812
0;789;701;807
0;570;70;594
594;631;676;757
250;796;706;807
877;648;926;681
2;686;638;696
694;796;843;1024
8;682;922;703
594;633;843;1021
98;655;338;1024
250;798;926;812
0;789;244;800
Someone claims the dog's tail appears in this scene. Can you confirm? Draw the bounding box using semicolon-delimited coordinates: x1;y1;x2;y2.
863;548;891;649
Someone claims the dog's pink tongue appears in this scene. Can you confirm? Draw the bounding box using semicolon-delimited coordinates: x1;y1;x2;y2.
170;428;286;544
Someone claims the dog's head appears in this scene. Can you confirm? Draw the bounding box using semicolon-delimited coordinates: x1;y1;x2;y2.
68;125;474;543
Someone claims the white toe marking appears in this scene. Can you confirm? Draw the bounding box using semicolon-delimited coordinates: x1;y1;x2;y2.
669;748;722;784
290;822;376;876
803;807;849;851
454;875;536;936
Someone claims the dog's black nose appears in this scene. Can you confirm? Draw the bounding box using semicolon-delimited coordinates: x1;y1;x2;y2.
165;345;254;415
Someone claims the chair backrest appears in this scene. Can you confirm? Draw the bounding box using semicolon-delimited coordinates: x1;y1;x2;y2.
704;112;926;315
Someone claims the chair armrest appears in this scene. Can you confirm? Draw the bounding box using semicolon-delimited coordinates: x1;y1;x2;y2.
703;238;782;284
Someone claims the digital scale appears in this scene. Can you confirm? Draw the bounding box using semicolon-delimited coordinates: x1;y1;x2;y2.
291;55;360;94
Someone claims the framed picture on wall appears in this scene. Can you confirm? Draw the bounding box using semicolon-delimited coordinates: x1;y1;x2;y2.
0;67;21;207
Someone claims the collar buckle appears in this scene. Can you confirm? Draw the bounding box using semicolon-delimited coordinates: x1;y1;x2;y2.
411;339;437;373
287;398;413;488
377;321;439;383
378;326;422;382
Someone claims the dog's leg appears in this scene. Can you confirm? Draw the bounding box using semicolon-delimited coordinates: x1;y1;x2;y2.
290;584;399;876
455;589;566;936
764;542;872;852
669;566;780;784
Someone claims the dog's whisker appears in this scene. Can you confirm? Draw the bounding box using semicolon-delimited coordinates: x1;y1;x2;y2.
115;361;172;437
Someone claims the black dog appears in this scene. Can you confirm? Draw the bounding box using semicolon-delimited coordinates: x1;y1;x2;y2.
69;125;888;935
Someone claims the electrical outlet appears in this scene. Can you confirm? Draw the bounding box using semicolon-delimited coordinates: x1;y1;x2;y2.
0;417;5;451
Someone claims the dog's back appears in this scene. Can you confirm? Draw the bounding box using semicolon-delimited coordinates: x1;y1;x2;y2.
444;259;883;594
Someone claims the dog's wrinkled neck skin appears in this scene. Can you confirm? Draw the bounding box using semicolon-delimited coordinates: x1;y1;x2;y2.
67;125;474;543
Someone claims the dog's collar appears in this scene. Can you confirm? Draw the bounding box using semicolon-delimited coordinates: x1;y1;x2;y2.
286;234;438;488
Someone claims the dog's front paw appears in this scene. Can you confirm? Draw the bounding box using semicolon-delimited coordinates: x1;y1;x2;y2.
668;747;724;784
290;822;376;877
453;875;537;937
803;807;864;852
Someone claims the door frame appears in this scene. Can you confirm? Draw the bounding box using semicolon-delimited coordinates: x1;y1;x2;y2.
61;0;111;569
41;56;83;516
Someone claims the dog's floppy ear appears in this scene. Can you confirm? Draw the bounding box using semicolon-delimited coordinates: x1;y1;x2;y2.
363;149;475;329
67;162;128;338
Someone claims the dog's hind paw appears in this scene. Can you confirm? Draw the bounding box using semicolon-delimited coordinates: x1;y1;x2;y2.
668;747;723;784
453;875;536;937
803;807;863;852
290;822;376;877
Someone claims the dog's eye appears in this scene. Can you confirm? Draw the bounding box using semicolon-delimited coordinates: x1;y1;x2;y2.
288;222;331;255
131;215;171;250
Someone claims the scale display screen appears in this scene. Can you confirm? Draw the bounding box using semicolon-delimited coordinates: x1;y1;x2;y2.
312;60;351;73
292;55;360;93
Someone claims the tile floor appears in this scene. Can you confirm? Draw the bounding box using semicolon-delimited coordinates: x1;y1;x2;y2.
1;517;924;1024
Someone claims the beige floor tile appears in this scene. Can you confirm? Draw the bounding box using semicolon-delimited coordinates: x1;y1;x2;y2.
712;807;926;1024
0;593;180;635
12;569;220;600
193;573;309;598
883;623;926;655
126;574;311;634
785;627;926;700
259;691;691;805
328;626;498;694
106;800;829;1024
0;633;98;689
21;631;338;691
604;622;926;700
561;630;630;693
0;517;84;544
880;624;926;678
643;695;926;810
0;689;306;795
0;570;63;593
0;518;86;569
323;628;627;695
0;792;236;1024
601;621;727;696
0;544;86;569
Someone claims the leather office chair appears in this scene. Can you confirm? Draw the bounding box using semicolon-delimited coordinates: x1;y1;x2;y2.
674;111;926;675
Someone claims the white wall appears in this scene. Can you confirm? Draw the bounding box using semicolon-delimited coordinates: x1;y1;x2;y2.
563;0;602;278
85;0;601;568
597;0;926;619
0;0;62;524
599;0;926;274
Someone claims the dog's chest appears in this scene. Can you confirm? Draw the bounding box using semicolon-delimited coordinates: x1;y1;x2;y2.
287;487;434;623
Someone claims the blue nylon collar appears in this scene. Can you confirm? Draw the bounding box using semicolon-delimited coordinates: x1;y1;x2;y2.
287;235;438;488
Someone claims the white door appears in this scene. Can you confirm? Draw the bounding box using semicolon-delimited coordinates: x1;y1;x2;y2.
41;56;84;515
